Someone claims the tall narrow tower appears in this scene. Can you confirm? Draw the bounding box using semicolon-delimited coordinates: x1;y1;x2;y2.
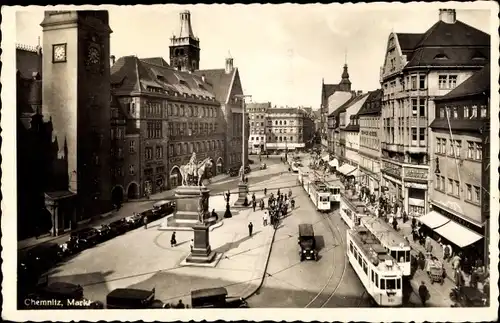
40;10;113;217
169;10;200;72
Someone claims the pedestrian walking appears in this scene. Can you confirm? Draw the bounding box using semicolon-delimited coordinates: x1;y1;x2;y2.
252;200;257;212
248;222;253;237
291;198;295;209
143;215;148;229
263;212;268;226
418;281;429;306
190;239;194;251
252;193;256;203
264;188;267;196
170;232;177;247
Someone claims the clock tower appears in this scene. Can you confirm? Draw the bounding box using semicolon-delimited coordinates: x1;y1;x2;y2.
41;10;113;218
169;10;200;72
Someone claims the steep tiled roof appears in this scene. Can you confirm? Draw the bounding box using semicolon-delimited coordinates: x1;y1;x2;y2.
140;57;170;67
344;124;359;132
330;94;366;117
194;69;235;103
357;89;383;115
429;118;485;132
327;91;354;114
396;33;423;50
434;63;490;101
111;56;215;98
323;84;340;99
404;20;490;69
16;46;42;79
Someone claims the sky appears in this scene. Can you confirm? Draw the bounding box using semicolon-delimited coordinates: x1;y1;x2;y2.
15;4;493;108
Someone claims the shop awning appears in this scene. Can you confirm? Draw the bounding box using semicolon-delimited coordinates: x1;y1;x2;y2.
338;164;356;176
417;211;450;229
435;220;483;248
328;159;339;168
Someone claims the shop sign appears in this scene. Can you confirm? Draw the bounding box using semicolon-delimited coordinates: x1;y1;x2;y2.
404;167;428;180
382;161;401;178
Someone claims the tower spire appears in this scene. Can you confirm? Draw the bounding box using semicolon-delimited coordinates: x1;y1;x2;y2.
344;49;347;65
178;10;195;39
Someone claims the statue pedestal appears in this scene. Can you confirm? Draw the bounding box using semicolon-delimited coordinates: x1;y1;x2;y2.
185;222;218;264
166;186;215;228
233;181;249;208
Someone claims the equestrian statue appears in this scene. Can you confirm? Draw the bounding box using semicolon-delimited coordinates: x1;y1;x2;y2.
179;152;214;187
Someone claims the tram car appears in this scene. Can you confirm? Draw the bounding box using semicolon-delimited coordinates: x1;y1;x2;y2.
346;226;404;306
297;168;309;186
339;195;369;229
327;180;342;203
360;217;411;276
307;181;331;212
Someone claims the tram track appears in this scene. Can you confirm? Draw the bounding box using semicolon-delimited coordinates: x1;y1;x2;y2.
304;212;347;308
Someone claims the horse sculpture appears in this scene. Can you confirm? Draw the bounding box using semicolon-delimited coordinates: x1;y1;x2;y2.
179;157;214;186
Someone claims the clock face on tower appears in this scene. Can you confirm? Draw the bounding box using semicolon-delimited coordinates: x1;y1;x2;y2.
87;46;101;65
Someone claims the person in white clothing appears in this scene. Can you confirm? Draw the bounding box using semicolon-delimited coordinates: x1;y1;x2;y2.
263;212;268;226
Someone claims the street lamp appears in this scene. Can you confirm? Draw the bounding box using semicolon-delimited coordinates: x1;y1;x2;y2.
233;94;252;207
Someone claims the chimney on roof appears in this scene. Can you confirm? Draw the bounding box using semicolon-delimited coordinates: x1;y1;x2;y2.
357;90;362;96
179;10;195;38
110;55;116;67
439;9;456;24
225;56;234;74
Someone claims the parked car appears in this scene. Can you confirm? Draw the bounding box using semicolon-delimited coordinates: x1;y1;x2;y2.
69;227;100;249
152;200;175;219
108;218;130;236
19;243;63;276
106;288;157;309
228;167;239;177
24;281;95;309
93;224;113;242
124;213;143;229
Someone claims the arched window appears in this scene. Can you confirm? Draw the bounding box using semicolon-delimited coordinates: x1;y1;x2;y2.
279;120;282;125
275;121;278;125
279;136;282;142
284;120;287;125
176;143;181;155
205;141;209;151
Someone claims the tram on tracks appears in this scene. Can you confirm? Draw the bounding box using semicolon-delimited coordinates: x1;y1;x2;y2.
339;193;369;229
346;226;404;306
299;170;330;212
360;217;411;276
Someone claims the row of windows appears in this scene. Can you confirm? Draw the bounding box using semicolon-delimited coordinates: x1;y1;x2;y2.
250;114;265;119
438;105;488;120
411;98;426;117
434;175;481;204
383;127;425;144
348;241;401;290
145;146;163;160
168;104;218;118
359;117;379;128
251;122;265;127
110;128;124;140
383;73;458;94
268;128;302;134
146;121;162;139
250;136;265;141
169;140;223;156
438;75;458;90
267;120;297;126
144;101;162;117
360;136;379;149
435;138;482;160
168;122;218;136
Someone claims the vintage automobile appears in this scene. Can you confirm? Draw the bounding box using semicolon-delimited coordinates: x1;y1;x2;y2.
152;200;176;219
108;218;130;236
69;227;100;250
19;243;63;276
106;288;157;309
93;224;113;242
24;280;96;309
190;287;249;308
228;167;239;177
298;223;317;261
124;213;143;229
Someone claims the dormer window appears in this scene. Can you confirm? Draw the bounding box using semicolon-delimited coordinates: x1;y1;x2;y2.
434;53;449;60
156;74;165;82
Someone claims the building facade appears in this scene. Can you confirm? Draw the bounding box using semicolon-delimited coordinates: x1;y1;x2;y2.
357;89;383;194
427;64;489;257
301;107;316;148
40;11;113;227
321;64;356;149
265;106;306;152
379;8;490;215
247;102;270;154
